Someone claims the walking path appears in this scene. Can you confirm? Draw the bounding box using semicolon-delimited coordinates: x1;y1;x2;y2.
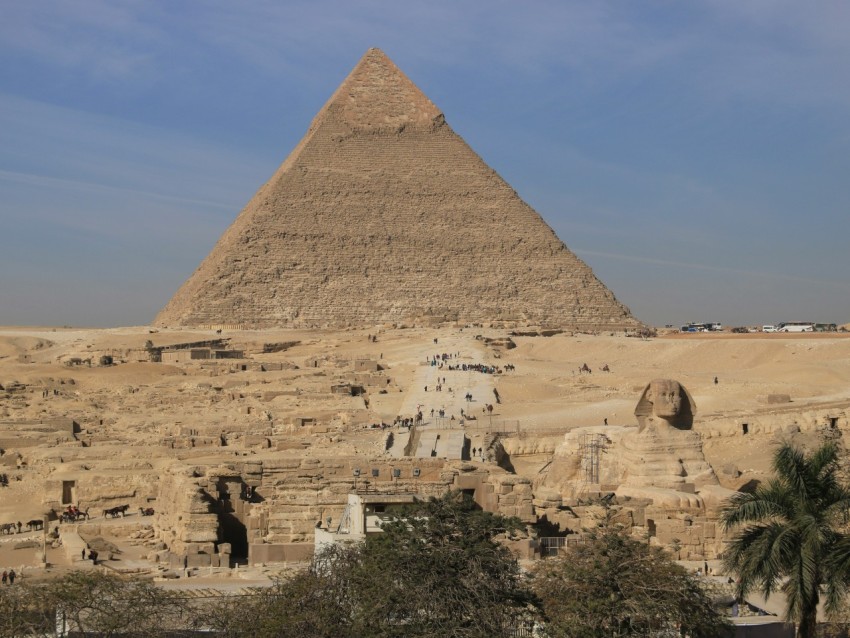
389;331;500;459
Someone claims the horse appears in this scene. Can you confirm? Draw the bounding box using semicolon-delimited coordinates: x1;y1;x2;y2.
103;504;130;518
26;519;43;531
60;509;89;523
0;523;15;534
139;507;155;516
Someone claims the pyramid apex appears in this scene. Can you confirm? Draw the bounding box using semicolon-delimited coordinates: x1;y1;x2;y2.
316;48;443;131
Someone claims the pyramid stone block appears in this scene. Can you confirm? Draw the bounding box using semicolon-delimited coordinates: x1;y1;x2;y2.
156;48;639;330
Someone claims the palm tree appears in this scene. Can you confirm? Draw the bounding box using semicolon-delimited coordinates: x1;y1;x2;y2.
721;441;850;638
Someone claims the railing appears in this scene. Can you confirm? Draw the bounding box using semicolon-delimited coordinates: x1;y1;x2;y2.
464;419;522;435
539;536;586;557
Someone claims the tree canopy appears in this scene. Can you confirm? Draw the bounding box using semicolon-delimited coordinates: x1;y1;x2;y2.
721;440;850;638
0;571;190;638
531;521;729;638
207;490;536;637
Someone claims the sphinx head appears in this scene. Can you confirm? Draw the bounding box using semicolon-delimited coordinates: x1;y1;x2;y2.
635;379;696;432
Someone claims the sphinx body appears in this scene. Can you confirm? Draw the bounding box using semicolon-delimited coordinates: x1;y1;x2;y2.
620;379;716;491
542;379;726;509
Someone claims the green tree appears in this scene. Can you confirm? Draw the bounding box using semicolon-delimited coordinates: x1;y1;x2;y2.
201;566;354;638
531;522;729;637
346;491;536;637
204;491;536;637
721;440;850;638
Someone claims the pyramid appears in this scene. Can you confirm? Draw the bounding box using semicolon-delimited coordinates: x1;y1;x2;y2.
156;49;639;330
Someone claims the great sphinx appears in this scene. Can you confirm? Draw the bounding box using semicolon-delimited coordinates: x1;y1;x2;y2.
634;378;696;433
615;378;719;508
541;378;731;509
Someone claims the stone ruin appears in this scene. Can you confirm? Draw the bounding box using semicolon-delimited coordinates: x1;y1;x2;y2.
2;323;849;577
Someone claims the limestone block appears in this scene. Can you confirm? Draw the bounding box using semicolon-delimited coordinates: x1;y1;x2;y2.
609;510;633;527
186;553;212;567
655;530;678;545
263;459;302;471
667;519;687;533
179;520;218;543
499;494;517;506
243;435;271;448
185;542;216;555
186;492;213;514
517;504;535;521
559;517;583;533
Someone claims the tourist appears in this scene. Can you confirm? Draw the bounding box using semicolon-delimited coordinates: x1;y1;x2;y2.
7;569;15;584
2;570;6;585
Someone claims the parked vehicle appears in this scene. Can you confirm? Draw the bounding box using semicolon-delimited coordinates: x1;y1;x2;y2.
814;323;838;332
777;322;814;333
762;325;777;333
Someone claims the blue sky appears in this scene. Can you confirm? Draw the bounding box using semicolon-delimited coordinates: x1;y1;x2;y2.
1;1;848;327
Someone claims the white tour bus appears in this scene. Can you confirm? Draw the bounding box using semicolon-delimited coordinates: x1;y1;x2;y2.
777;322;814;333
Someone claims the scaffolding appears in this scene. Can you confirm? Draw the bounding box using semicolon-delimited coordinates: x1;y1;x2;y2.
578;433;608;492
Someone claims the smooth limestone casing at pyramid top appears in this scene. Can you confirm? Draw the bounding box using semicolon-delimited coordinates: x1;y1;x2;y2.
156;48;640;330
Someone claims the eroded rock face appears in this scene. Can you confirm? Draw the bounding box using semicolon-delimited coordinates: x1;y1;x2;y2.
155;48;638;331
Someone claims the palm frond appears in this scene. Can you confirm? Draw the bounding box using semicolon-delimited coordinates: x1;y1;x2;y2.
720;482;792;530
723;441;850;634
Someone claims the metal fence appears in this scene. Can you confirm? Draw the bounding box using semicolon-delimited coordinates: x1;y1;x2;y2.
539;536;587;557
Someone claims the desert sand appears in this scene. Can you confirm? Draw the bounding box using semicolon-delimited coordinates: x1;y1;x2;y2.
1;325;848;583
